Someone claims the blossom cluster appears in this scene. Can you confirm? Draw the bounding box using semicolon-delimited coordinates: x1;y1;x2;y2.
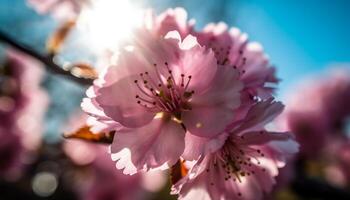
281;69;350;187
81;8;298;199
0;50;48;179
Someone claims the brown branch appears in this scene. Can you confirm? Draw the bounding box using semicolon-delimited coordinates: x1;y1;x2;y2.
0;30;94;86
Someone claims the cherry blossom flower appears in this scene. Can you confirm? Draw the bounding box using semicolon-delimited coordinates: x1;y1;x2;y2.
145;8;277;103
82;29;243;174
172;99;298;200
194;22;278;102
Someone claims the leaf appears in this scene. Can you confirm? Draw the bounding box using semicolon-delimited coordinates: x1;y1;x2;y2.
170;160;188;185
70;63;98;79
47;20;76;55
63;125;114;144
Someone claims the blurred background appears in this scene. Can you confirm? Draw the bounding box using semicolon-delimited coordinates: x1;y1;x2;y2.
0;0;349;199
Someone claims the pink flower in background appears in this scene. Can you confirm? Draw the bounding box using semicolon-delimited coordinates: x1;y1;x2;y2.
283;111;329;158
0;50;48;179
64;140;144;200
63;113;167;200
336;142;350;183
27;0;87;20
279;68;350;188
282;68;350;158
83;29;243;174
172;99;298;200
315;69;350;132
4;50;49;151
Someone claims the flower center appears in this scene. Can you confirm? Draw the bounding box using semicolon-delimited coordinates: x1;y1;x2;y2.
208;37;247;75
134;62;194;122
206;134;267;197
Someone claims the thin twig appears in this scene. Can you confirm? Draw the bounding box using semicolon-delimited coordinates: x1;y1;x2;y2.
0;30;93;86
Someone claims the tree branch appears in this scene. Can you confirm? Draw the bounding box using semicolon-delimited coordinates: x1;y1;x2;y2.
0;30;93;86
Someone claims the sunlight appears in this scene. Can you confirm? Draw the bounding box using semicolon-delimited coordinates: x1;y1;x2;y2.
78;0;143;51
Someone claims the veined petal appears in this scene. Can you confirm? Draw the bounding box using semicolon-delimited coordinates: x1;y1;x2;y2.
110;118;185;174
182;133;228;161
183;65;242;137
232;98;284;133
96;76;155;128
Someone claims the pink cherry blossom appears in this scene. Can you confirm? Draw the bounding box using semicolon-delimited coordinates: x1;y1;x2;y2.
194;23;278;101
172;99;298;200
82;30;243;174
145;9;277;101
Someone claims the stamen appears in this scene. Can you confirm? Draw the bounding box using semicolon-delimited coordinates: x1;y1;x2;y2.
184;75;192;91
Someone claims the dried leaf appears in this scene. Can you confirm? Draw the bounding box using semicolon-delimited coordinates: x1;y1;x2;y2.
70;63;98;79
64;125;114;144
170;160;188;185
47;20;76;55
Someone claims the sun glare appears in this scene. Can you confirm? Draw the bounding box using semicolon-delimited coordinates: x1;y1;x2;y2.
78;0;143;51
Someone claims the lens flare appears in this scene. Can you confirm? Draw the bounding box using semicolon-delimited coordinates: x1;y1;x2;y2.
78;0;143;51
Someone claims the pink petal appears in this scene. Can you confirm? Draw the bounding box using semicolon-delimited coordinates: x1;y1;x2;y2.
132;29;181;68
182;133;228;161
96;76;155;128
183;65;242;137
238;131;293;146
232;98;284;133
156;7;192;39
110;118;185;174
171;36;218;93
